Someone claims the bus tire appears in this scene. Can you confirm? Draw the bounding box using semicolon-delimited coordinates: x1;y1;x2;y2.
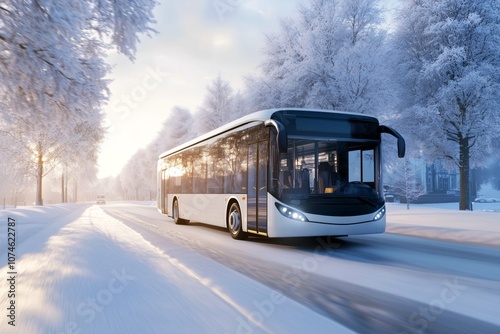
227;202;247;240
173;198;188;225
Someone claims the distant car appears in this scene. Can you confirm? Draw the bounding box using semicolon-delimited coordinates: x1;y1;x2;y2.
474;197;497;203
96;195;106;205
385;194;395;202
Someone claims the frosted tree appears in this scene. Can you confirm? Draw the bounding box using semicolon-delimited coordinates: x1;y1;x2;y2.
117;106;196;200
0;114;105;205
247;0;392;116
120;149;150;200
487;157;500;191
196;74;239;134
391;0;500;210
0;131;31;207
392;158;427;210
130;148;158;200
154;106;196;151
1;115;66;205
59;118;106;202
0;0;157;120
246;19;305;110
0;0;158;205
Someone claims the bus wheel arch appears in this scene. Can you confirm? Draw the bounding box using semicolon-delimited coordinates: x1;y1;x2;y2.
227;200;247;240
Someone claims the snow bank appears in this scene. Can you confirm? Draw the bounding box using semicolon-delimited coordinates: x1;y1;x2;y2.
386;203;500;246
113;201;500;246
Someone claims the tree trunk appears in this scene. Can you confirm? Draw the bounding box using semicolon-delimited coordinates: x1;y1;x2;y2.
459;137;470;210
73;180;78;202
64;171;68;202
35;152;43;206
61;172;65;203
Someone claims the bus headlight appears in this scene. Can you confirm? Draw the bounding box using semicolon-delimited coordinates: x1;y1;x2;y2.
373;207;385;221
275;203;308;222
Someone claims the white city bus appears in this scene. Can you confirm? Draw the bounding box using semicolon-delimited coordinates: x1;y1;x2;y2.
157;108;405;239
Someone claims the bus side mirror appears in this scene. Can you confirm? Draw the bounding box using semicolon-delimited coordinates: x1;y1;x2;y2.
265;119;288;153
379;125;406;158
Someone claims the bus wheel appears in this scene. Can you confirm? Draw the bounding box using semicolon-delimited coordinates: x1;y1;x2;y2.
228;202;247;240
173;199;187;225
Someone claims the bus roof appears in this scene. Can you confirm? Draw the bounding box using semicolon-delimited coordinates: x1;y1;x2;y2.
158;108;377;159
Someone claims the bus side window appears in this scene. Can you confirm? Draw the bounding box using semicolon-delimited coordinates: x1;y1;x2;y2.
193;149;207;193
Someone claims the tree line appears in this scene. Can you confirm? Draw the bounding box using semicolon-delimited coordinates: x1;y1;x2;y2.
0;0;158;206
2;0;499;210
118;0;500;211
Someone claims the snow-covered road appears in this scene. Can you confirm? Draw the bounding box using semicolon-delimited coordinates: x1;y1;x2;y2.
0;202;499;333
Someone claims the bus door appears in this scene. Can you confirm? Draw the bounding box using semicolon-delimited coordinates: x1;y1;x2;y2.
247;141;268;235
161;169;168;214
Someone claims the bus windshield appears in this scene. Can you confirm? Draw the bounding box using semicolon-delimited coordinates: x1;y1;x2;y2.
271;137;383;217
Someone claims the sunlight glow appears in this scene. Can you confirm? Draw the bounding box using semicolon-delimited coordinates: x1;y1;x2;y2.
212;35;231;47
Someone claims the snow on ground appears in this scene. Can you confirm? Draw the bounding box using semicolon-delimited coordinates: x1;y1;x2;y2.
229;203;500;330
0;204;352;334
386;202;500;246
0;202;499;333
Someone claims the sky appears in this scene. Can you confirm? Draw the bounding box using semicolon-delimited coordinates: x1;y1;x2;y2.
97;0;399;179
